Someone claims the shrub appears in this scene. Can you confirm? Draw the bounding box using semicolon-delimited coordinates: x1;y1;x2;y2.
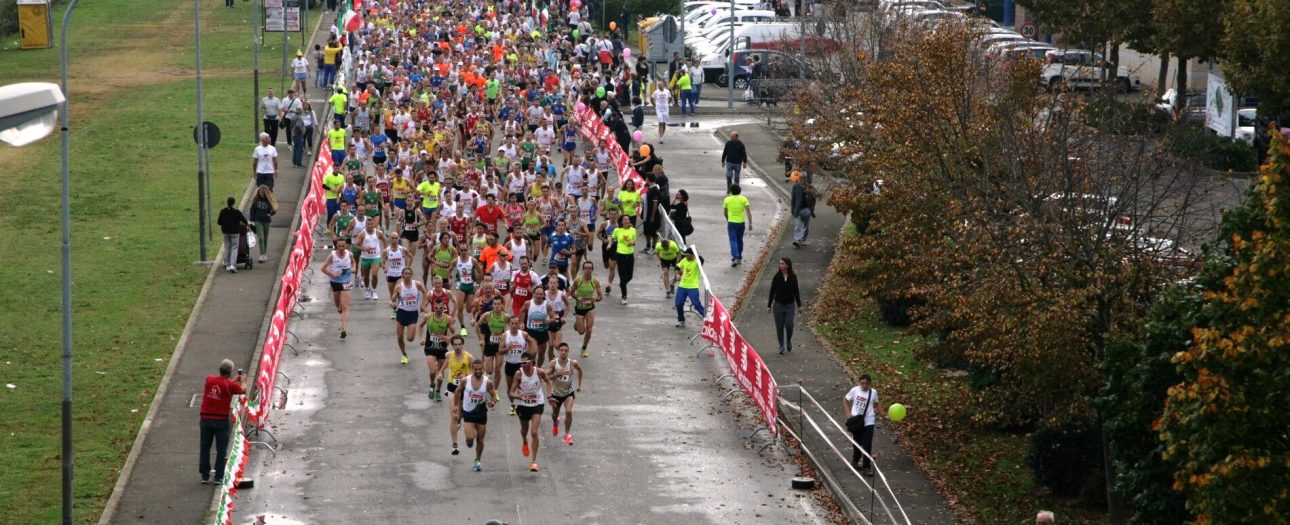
1165;125;1258;172
1026;412;1105;501
1083;97;1169;134
875;294;924;327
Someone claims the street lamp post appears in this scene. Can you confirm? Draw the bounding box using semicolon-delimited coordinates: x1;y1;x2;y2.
727;0;734;108
57;3;79;523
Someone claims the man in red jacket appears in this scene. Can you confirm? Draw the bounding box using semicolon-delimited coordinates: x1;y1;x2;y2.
199;359;246;484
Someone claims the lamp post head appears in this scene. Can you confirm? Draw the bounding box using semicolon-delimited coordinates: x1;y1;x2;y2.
0;82;65;147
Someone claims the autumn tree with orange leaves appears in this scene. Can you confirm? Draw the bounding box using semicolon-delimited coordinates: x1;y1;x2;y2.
1157;132;1290;523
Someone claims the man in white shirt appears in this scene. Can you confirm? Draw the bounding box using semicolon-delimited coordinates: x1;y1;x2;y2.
261;89;282;144
651;84;672;143
291;51;311;96
252;132;279;190
843;373;879;475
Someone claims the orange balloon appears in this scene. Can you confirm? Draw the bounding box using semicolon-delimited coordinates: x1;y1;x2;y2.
639;145;651;156
610;21;617;30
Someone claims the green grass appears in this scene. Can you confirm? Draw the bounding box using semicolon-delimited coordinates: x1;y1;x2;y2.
0;1;321;523
814;278;1108;524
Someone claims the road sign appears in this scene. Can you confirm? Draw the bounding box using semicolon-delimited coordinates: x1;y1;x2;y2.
193;122;221;148
1020;23;1037;39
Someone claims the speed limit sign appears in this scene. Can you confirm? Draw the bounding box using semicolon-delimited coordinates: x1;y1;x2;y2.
1020;23;1037;39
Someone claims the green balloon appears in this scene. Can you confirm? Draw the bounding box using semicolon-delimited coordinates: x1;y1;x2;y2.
572;29;580;39
531;30;541;38
596;86;606;97
888;403;907;422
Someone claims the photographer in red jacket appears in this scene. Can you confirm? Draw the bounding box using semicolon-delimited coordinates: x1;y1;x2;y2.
198;359;246;484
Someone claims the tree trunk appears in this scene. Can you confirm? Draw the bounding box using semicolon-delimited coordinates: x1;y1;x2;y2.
1157;51;1171;94
1174;58;1189;111
1102;421;1128;525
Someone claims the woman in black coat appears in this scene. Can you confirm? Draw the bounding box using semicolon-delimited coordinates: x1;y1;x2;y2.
767;257;802;354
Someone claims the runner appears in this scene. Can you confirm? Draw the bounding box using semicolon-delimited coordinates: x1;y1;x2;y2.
655;237;681;298
509;256;540;318
425;232;455;285
509;355;552;472
354;219;386;300
321;238;354;339
543;277;573;362
544;343;584;446
520;287;556;366
501;315;539;415
547;218;576;278
441;335;473;456
599;208;620;293
383;241;413;318
457;359;497;472
612;214;638;305
570;261;604;357
451;245;482;331
476;296;510;382
419;304;457;389
389;267;428;362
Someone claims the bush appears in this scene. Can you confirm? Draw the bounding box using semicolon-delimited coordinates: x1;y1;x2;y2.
875;294;924;327
1026;413;1105;501
1083;97;1169;134
1165;125;1258;172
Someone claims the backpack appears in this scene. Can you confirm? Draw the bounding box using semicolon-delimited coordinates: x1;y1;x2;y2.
801;190;816;211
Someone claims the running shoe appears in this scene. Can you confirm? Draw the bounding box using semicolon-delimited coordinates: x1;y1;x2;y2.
563;434;574;446
675;320;685;328
428;389;434;400
340;330;347;339
452;443;460;456
552;422;559;436
389;311;396;319
473;460;482;472
580;347;589;358
509;406;517;416
493;391;501;401
529;462;538;472
435;391;443;402
605;285;611;293
460;327;468;337
400;355;409;365
522;443;530;457
621;298;628;305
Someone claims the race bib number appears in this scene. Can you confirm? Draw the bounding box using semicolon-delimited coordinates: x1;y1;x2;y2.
488;335;501;344
431;334;446;343
469;393;485;403
521;395;538;404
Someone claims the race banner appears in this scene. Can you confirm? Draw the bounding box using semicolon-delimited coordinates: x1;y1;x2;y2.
702;297;778;437
570;104;645;191
213;396;251;525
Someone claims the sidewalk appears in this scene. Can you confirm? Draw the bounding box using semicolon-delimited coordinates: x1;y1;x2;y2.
99;27;334;525
718;123;962;524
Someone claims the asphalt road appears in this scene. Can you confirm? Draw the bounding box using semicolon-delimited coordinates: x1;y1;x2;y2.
232;117;833;525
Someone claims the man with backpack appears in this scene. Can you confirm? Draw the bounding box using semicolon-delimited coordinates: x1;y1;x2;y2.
790;172;816;247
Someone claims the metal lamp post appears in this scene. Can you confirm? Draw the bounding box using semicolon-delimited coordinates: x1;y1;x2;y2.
726;0;734;108
57;3;79;522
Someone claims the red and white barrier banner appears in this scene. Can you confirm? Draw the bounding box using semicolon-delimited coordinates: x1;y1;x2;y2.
217;138;332;525
570;104;645;191
702;296;778;437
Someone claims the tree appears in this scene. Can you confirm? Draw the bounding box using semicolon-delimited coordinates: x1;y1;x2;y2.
1221;0;1290;118
790;14;1226;519
1153;0;1231;108
1158;132;1290;524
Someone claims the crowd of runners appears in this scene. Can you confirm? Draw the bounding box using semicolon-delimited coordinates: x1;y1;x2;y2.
309;0;710;475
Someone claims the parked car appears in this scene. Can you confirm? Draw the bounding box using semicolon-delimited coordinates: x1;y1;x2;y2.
1153;89;1207;125
753;54;814;105
1041;49;1140;93
707;49;791;89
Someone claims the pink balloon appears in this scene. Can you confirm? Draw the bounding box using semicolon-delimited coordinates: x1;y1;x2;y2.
622;47;632;59
632;130;643;142
575;102;586;112
571;0;581;8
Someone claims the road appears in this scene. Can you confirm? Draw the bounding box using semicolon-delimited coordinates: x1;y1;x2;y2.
232;117;831;524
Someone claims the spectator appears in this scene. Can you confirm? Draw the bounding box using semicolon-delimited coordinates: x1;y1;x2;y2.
261;88;281;144
669;189;693;242
844;373;880;476
218;197;249;273
1036;511;1056;525
790;173;816;247
689;60;705;112
322;39;343;87
280;89;303;148
198;359;246;484
290;50;310;97
722;183;752;266
766;257;801;354
720;132;748;189
673;247;705;327
677;66;694;116
249;186;278;263
313;44;325;88
252;132;278;190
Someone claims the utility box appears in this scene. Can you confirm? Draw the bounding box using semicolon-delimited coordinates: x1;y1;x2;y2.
642;15;684;64
17;0;53;50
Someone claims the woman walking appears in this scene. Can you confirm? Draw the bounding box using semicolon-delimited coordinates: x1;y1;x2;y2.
249;186;278;263
767;258;802;354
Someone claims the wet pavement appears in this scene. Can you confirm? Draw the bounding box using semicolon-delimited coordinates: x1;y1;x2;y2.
233;117;832;524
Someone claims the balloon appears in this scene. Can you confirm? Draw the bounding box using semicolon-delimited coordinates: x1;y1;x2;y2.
572;29;580;39
710;8;718;15
596;86;606;97
532;30;541;38
571;0;581;8
622;47;632;59
632;130;643;142
639;144;651;156
790;170;802;183
610;21;617;30
888;403;907;422
575;102;586;112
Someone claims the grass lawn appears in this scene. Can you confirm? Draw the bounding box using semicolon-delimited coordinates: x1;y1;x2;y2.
814;257;1108;524
0;1;320;523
